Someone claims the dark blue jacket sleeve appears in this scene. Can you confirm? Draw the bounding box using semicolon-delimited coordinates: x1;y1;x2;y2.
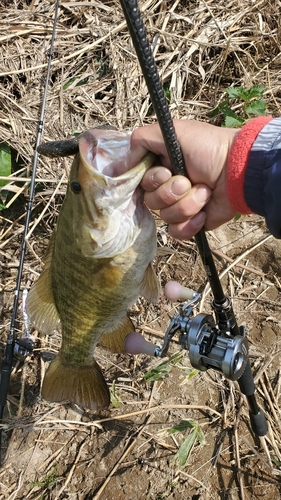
244;118;281;238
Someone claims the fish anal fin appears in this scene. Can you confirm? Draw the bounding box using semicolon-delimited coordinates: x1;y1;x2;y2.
26;232;60;336
98;316;135;353
140;262;159;303
42;356;110;411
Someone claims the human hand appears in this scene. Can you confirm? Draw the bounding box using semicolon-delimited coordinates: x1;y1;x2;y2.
130;120;238;239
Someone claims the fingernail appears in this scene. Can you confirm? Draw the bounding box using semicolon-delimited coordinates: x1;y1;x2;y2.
170;178;190;198
194;186;211;205
191;211;206;229
151;168;171;186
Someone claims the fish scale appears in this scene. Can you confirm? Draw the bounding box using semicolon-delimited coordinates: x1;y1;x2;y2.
26;129;159;410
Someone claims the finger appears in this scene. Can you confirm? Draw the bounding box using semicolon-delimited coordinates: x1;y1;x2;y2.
143;175;192;210
159;185;211;223
168;212;207;240
141;166;172;192
130;125;170;168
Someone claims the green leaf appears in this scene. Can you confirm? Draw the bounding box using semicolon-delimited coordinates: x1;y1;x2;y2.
225;87;240;99
144;360;173;381
225;85;265;103
144;352;183;382
176;432;197;467
63;77;76;90
168;420;204;468
184;368;199;379
63;76;89;90
163;83;171;101
76;76;89;87
172;423;204;468
218;104;238;119
246;85;265;99
209;105;220;118
110;381;122;408
225;87;245;99
211;100;230;117
246;100;267;116
168;419;196;434
234;213;242;221
224;115;244;128
0;142;12;186
30;467;57;488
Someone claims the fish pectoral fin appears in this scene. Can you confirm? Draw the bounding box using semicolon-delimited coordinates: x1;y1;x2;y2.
42;356;110;411
26;269;60;335
98;315;135;353
140;262;159;303
26;232;60;336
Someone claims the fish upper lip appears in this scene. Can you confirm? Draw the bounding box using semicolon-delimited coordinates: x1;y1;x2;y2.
79;129;133;179
79;130;155;184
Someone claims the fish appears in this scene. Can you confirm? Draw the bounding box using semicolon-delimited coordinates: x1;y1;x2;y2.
26;129;159;410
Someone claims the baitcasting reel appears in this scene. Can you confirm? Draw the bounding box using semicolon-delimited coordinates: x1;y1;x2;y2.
154;288;248;382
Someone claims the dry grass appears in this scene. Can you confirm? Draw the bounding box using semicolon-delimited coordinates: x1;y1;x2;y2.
1;0;281;499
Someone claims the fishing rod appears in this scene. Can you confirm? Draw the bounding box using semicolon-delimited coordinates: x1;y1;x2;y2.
0;0;60;457
120;0;268;437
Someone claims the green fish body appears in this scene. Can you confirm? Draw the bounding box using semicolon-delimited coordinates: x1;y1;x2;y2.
26;129;159;410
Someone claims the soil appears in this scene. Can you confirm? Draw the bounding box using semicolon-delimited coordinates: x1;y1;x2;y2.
1;0;281;498
1;214;281;500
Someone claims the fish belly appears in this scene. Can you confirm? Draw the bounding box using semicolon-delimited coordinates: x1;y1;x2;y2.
40;197;157;410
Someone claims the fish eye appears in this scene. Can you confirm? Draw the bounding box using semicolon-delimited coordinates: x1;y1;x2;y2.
71;181;81;194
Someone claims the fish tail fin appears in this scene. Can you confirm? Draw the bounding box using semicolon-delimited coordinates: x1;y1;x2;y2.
98;315;135;353
41;356;110;410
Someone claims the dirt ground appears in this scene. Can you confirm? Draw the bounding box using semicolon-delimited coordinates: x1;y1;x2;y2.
1;215;281;500
1;0;281;499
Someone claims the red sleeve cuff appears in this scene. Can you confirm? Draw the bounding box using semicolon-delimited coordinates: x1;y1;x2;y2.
227;116;273;214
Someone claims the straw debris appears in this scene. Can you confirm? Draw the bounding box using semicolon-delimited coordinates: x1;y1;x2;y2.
1;1;281;499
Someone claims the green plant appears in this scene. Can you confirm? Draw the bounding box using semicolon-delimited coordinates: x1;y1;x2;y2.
30;467;58;495
144;352;199;383
168;420;204;468
212;85;267;127
0;142;12;210
144;352;184;382
63;75;89;90
272;458;281;469
163;82;171;101
110;380;122;408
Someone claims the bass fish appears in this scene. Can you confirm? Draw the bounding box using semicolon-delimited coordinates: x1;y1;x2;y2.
26;129;159;410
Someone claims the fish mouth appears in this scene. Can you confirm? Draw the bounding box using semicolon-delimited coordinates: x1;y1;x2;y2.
79;129;155;183
73;128;156;258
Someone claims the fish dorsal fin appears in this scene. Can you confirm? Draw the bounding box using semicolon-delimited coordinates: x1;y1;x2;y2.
98;315;135;353
26;231;60;336
140;262;159;304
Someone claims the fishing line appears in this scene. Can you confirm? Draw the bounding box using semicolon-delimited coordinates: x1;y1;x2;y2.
0;0;60;456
